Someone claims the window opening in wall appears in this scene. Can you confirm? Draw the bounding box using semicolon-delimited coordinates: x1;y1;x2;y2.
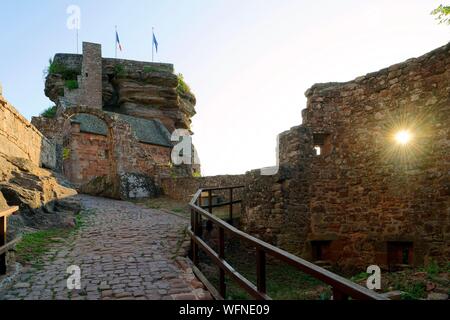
311;240;332;262
313;133;332;156
387;241;413;271
314;146;322;156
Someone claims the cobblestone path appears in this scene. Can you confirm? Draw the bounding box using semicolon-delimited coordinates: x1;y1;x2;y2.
0;195;211;300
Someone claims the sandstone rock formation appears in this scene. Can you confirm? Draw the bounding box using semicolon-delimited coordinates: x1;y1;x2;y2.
0;152;79;238
44;55;196;132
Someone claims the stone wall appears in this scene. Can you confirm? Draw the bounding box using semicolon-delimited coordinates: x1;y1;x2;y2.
0;95;55;169
32;108;174;199
242;126;315;255
161;175;246;203
80;42;102;109
242;43;450;271
63;126;111;184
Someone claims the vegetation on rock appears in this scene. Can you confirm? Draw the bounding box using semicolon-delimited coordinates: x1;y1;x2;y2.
40;105;57;118
177;73;191;95
46;58;80;80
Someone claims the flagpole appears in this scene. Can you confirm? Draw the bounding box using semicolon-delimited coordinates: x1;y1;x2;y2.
115;25;117;59
76;18;79;54
152;27;154;62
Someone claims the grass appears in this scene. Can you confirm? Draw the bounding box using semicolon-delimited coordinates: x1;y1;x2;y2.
15;211;87;266
40;106;57;118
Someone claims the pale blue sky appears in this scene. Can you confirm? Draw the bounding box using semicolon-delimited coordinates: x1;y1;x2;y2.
0;0;448;175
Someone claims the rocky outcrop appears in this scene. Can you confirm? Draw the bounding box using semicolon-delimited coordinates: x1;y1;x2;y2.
44;54;196;131
0;152;79;238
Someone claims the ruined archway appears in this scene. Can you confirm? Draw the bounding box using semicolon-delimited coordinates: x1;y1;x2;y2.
60;107;117;186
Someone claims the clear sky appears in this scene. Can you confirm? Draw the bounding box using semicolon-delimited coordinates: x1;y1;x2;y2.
1;0;448;176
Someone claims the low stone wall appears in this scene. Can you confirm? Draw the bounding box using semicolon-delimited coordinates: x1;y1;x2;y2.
0;95;56;169
161;175;246;203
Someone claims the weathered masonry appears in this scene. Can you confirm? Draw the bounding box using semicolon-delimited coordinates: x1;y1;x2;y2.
0;94;55;169
32;42;200;199
242;43;450;272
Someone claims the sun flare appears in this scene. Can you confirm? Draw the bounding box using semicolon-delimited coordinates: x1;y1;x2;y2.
395;130;412;145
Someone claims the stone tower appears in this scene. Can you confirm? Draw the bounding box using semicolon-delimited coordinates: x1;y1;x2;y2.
80;42;102;109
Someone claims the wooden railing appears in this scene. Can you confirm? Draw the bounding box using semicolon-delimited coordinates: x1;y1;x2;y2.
188;186;388;300
0;206;20;275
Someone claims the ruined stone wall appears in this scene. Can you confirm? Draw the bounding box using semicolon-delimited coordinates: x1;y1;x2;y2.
242;126;315;255
0;95;56;169
161;175;246;203
31;116;64;144
242;43;450;271
34;111;173;200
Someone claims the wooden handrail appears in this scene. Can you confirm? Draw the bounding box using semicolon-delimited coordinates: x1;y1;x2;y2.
1;206;20;275
0;206;19;218
0;236;22;255
189;187;388;300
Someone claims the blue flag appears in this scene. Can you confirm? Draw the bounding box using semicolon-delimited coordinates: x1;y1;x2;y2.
153;32;158;53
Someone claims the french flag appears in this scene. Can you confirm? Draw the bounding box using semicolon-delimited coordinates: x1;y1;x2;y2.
116;31;123;51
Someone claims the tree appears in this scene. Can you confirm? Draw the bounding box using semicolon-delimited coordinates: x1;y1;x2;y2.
431;4;450;24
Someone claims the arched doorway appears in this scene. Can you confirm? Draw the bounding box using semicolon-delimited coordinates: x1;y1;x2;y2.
60;107;116;186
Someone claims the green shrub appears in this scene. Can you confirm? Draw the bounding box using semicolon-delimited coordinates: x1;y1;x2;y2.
46;58;80;80
177;73;191;95
40;106;57;118
47;58;64;75
65;80;79;90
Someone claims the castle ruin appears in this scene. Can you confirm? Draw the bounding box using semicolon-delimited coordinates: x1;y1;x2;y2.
240;43;450;272
32;42;200;199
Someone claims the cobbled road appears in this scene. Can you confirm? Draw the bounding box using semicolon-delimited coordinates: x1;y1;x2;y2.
0;195;211;300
